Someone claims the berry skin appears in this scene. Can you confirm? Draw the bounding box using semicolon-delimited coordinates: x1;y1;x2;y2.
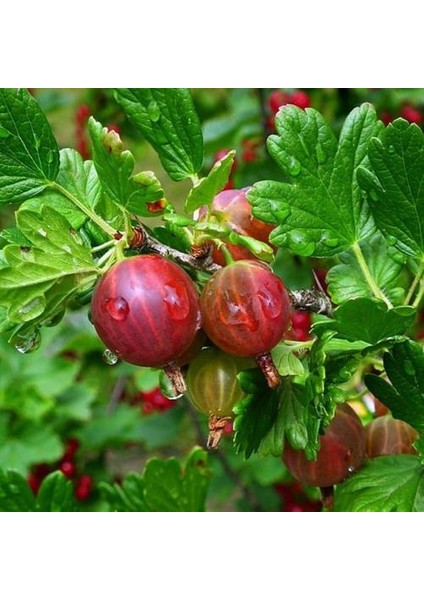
186;347;253;448
186;347;252;418
289;91;311;110
74;474;93;502
140;388;174;414
283;404;366;488
365;416;418;458
204;188;275;266
269;90;289;114
400;104;422;124
60;461;76;479
91;255;202;369
200;260;291;359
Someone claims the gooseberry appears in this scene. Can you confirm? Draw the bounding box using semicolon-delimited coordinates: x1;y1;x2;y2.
365;416;418;458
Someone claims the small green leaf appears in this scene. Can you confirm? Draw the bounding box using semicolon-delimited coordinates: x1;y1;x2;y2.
0;88;59;203
271;343;305;377
100;447;210;512
0;425;63;474
89;118;165;217
249;104;381;257
334;455;424;512
0;470;35;511
365;341;424;431
115;88;203;181
36;472;77;512
327;233;406;305
185;150;235;212
315;299;416;345
358;118;424;260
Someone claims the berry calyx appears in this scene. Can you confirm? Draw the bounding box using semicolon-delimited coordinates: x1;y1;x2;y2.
365;416;418;458
91;255;202;395
186;347;253;448
283;404;366;488
200;260;291;387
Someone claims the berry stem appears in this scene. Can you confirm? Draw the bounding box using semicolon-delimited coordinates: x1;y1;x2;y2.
130;224;221;274
207;415;232;450
255;352;281;388
163;361;186;396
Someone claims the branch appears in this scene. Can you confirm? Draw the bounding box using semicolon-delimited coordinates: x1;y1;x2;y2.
130;225;221;274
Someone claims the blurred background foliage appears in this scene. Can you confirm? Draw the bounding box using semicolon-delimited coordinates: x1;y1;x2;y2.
0;88;423;511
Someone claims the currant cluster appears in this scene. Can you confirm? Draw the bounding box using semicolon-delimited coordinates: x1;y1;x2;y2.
28;438;93;502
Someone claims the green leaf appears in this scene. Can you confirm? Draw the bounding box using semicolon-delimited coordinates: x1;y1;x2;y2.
0;470;36;511
36;472;77;512
0;206;98;330
358;118;424;260
0;425;63;474
249;104;381;257
88;118;165;217
315;299;416;345
115;88;203;181
24;149;103;229
334;455;424;512
77;404;147;450
271;342;305;377
100;447;210;512
365;341;424;431
233;369;279;458
327;233;406;305
185;150;235;212
0;88;59;203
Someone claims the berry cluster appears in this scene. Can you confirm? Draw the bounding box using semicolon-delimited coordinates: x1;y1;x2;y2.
28;438;93;502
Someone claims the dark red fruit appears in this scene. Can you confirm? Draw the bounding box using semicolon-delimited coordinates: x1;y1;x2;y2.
400;104;422;124
269;90;289;114
60;461;76;479
365;416;418;458
28;473;42;495
63;438;80;461
200;260;291;387
91;255;201;369
74;474;93;501
201;260;291;357
289;91;311;110
186;347;253;448
283;404;366;488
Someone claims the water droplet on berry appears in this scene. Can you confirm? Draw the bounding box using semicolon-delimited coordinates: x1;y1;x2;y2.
316;143;327;164
287;157;301;176
257;288;282;319
388;145;396;154
162;283;189;321
103;349;119;365
13;329;41;354
147;100;160;122
222;300;260;332
0;126;10;139
104;296;129;321
159;371;183;399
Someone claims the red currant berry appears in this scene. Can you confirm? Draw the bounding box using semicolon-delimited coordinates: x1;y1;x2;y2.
63;438;80;461
365;416;418;458
289;91;311;110
91;255;202;394
268;90;289;114
291;311;311;330
74;474;93;501
60;461;76;479
283;404;366;488
200;260;291;387
400;104;422;124
28;473;42;495
380;111;393;125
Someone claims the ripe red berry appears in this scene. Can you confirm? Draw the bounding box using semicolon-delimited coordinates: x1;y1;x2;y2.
365;416;418;458
400;104;422;124
380;111;393;125
289;91;311;110
28;473;42;495
269;90;289;114
200;260;291;387
91;255;202;394
291;311;311;331
204;188;275;266
283;404;366;488
140;388;174;413
63;438;80;461
60;461;76;479
75;104;91;125
74;474;93;501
